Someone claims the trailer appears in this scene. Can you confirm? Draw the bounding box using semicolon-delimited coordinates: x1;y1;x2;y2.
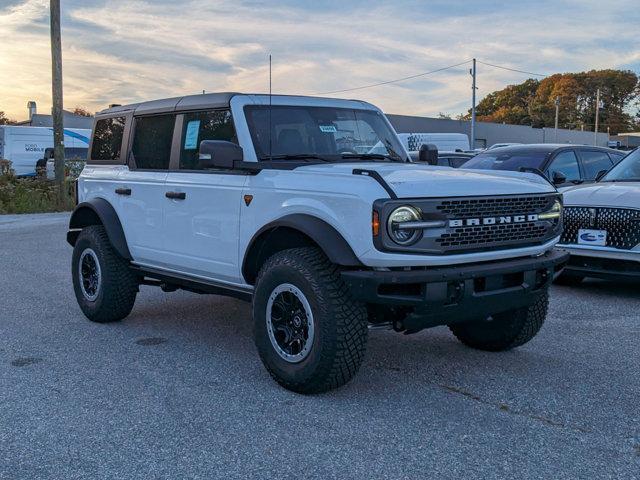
0;126;91;176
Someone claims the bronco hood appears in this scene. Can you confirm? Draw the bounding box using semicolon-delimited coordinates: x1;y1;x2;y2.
297;162;555;198
562;182;640;209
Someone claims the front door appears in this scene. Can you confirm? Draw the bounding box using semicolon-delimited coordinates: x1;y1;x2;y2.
162;110;247;284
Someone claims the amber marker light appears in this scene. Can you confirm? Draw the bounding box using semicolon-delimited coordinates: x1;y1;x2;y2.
372;210;380;236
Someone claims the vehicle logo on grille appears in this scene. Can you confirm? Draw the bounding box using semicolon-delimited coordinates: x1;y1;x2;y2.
588;208;597;227
448;214;539;227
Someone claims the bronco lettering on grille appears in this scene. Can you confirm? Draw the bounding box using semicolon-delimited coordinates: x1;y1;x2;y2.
449;214;539;227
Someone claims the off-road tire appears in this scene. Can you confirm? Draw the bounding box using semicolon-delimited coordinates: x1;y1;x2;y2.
449;292;548;352
253;247;368;394
72;225;138;323
554;271;585;286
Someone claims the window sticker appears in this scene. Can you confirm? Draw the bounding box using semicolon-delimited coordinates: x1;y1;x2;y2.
319;125;337;133
184;120;201;149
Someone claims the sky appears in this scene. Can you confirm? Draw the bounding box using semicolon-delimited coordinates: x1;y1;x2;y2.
1;0;639;121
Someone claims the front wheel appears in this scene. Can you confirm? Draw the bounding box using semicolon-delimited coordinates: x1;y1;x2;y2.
253;247;368;394
449;292;548;352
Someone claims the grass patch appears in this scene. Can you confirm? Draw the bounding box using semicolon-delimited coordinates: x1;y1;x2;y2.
0;160;76;214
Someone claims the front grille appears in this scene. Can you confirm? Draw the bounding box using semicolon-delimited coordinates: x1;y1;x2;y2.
438;223;549;248
561;207;640;250
437;196;552;217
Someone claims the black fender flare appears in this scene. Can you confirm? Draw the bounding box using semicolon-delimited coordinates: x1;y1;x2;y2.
67;198;131;260
242;214;363;284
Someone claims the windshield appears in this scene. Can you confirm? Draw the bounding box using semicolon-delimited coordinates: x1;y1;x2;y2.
463;150;548;171
601;148;640;182
244;105;406;162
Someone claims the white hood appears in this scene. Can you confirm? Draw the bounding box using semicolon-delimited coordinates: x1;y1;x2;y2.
297;163;555;198
562;182;640;209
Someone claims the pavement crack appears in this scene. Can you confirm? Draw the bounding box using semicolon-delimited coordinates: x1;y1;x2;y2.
440;384;591;434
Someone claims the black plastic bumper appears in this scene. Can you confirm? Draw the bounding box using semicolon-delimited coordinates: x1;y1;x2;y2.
563;254;640;281
341;249;569;330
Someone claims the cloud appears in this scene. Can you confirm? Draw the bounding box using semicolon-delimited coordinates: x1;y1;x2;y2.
0;0;638;120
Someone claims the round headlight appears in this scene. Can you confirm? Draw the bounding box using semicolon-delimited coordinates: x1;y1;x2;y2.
387;205;422;245
538;199;562;220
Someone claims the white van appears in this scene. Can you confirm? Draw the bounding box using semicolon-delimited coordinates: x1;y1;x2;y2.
397;132;470;153
0;126;91;176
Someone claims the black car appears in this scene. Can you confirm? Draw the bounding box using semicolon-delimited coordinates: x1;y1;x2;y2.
409;145;475;168
462;144;626;188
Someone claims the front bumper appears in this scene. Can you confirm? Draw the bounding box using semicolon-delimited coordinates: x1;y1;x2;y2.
342;249;568;330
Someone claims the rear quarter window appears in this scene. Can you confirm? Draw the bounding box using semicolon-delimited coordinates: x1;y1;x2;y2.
90;117;126;161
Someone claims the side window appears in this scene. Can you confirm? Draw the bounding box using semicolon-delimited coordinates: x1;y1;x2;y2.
581;150;613;180
179;110;236;170
436;157;450;167
91;116;125;161
450;157;470;168
547;150;580;182
131;115;175;170
608;151;625;165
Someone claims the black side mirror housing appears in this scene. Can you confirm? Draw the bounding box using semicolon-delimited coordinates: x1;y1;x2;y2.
551;170;567;185
595;169;608;182
198;140;243;169
418;143;438;165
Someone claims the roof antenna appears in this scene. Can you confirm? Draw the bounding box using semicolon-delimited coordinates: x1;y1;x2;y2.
269;54;272;161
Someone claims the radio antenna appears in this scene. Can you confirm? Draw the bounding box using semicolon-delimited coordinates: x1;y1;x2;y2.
269;54;272;160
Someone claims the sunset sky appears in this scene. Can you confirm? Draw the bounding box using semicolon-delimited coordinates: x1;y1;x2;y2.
1;0;639;121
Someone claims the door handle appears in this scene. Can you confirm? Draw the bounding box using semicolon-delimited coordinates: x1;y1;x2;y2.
165;191;186;200
115;188;131;196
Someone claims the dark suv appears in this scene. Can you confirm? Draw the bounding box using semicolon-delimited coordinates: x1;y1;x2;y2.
463;144;626;188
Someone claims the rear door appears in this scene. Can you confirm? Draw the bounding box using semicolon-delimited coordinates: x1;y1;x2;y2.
162;109;248;283
117;113;176;266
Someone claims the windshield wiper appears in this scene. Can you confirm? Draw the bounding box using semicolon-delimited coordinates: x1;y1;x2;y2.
602;178;640;182
259;154;331;162
340;153;396;162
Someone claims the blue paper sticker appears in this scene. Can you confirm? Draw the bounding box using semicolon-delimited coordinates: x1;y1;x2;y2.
184;120;201;149
319;125;337;133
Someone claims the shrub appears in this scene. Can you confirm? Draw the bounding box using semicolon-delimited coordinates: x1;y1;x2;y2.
0;160;75;214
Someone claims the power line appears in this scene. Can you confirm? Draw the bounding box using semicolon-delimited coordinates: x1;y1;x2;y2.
315;60;472;95
476;60;547;78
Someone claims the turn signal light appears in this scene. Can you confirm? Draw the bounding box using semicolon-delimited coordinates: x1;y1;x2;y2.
372;210;380;236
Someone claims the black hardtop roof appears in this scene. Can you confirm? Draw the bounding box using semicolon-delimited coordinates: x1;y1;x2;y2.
96;92;371;117
97;92;240;116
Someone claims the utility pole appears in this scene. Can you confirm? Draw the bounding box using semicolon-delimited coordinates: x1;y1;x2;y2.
50;0;65;204
469;58;477;150
554;96;560;143
594;88;600;146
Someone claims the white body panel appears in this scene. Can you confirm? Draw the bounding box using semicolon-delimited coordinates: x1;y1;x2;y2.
0;126;90;176
78;94;560;287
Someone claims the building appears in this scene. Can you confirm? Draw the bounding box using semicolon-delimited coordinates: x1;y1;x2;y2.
609;132;640;150
15;101;94;130
387;114;609;148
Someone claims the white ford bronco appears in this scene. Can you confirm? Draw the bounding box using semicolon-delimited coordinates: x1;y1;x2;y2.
68;93;567;393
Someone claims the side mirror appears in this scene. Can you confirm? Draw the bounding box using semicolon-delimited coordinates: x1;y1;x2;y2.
595;169;608;182
198;140;243;169
418;143;438;165
551;170;567;185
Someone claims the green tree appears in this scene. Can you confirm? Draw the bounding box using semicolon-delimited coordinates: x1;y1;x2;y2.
471;70;639;134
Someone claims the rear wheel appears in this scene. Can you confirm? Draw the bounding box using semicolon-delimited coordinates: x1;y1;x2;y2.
72;225;138;323
449;293;548;352
253;247;368;394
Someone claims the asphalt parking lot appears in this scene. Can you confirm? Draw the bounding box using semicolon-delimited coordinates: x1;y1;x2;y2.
1;213;638;479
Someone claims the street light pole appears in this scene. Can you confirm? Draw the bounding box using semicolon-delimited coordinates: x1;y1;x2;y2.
470;58;476;150
594;88;600;146
554;96;559;143
50;0;65;204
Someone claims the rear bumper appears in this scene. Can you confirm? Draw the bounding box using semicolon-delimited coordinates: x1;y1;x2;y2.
341;249;568;330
